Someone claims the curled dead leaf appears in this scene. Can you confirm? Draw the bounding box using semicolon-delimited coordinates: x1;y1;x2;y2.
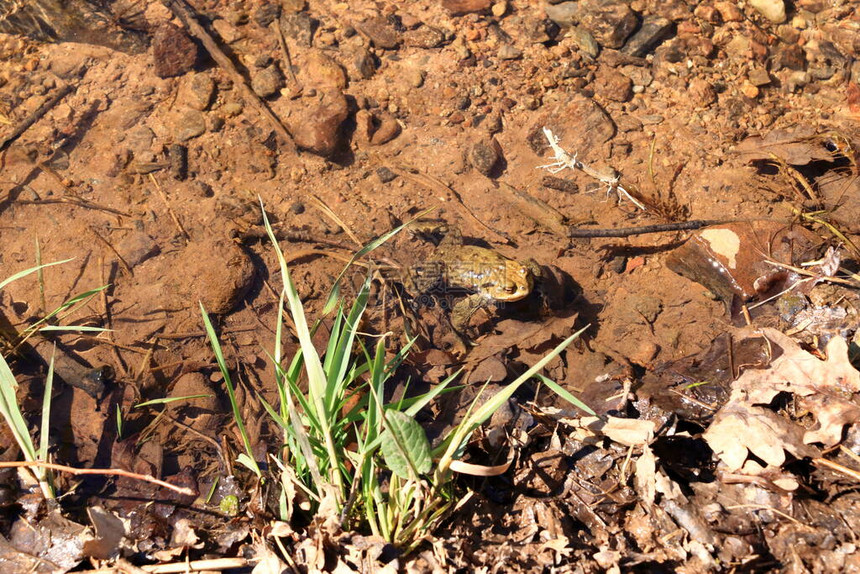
704;328;860;472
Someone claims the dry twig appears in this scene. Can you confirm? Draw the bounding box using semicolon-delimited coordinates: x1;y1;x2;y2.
0;460;195;495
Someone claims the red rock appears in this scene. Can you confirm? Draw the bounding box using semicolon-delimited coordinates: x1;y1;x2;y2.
287;90;349;156
370;115;401;145
152;22;198;78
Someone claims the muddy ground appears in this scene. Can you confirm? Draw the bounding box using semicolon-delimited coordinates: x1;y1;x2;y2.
2;0;860;572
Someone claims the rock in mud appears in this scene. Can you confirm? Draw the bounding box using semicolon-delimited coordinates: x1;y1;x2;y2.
152;22;198;78
170;372;221;431
469;140;501;175
442;0;492;15
402;25;445;49
251;66;284;98
577;0;639;50
621;16;674;57
117;231;160;269
287;89;349;156
178;237;255;315
174;109;207;142
370;115;401;145
355;16;400;49
525;93;615;156
749;0;786;23
179;73;216;111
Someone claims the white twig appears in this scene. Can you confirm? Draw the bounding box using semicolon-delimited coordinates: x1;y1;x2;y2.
539;127;646;211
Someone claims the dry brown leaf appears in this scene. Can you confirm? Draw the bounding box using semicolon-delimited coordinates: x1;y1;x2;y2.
634;444;657;508
704;328;860;471
733;126;838;165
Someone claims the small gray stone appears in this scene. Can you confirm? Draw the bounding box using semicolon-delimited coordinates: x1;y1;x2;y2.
252;66;284;98
176;109;207;141
280;12;314;46
498;44;523;60
748;67;771;86
407;68;425;88
252;3;280;27
544;1;579;27
222;101;244;116
183;73;216;111
376;167;397;183
126;126;155;153
569;26;599;58
402;25;445;49
353;47;377;79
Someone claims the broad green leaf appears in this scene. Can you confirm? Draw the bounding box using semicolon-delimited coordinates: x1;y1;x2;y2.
380;410;431;479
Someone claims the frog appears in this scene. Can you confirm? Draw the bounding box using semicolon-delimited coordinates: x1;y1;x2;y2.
407;221;537;337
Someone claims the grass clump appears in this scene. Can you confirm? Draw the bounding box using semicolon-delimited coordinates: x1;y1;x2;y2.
203;202;590;552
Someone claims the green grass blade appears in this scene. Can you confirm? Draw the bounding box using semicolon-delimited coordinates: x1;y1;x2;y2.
533;373;596;416
200;303;261;477
260;199;343;499
321;208;434;314
134;394;213;408
0;353;37;461
38;348;55;462
0;259;74;292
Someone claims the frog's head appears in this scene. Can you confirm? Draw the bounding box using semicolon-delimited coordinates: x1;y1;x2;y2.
491;262;534;302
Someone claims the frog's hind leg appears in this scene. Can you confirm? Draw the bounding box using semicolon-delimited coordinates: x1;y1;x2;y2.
450;293;491;336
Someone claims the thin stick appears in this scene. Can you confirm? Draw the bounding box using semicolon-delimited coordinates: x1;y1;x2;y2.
91;227;134;277
308;195;362;247
271;20;302;97
724;504;803;526
0;84;72;151
167;0;296;152
76;557;253;574
0;460;195;495
148;174;190;242
813;456;860;482
98;256;127;377
17;197;131;217
567;220;725;237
